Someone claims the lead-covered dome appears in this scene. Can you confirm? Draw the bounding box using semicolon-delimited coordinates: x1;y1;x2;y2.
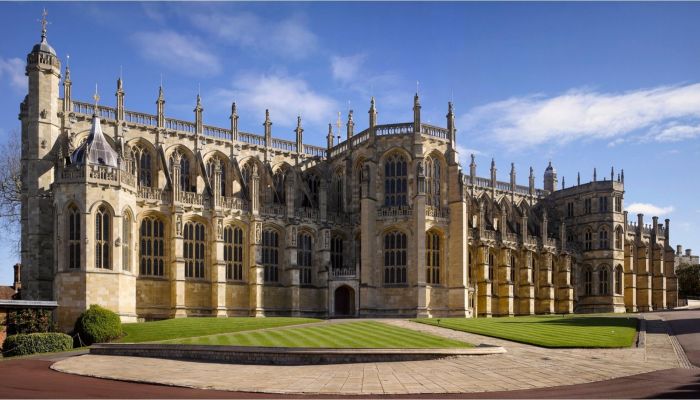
70;115;119;168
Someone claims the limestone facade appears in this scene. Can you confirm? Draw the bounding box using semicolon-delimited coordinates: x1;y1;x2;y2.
19;28;679;330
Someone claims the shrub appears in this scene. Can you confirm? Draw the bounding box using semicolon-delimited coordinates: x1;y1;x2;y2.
6;309;54;335
2;333;72;357
73;304;122;345
678;264;700;297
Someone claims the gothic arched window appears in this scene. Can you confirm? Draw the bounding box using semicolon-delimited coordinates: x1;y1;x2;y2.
331;235;343;271
615;265;623;295
332;169;344;212
184;221;205;278
206;158;226;197
297;232;313;285
95;205;111;269
615;226;623;250
67;206;80;269
131;146;152;187
599;227;609;250
585;229;593;251
272;168;286;205
599;266;610;295
224;226;244;281
140;217;165;276
384;153;408;207
426;231;441;285
584;267;593;295
262;229;280;282
301;173;320;208
384;231;407;284
425;156;441;207
180;157;191;192
122;213;131;272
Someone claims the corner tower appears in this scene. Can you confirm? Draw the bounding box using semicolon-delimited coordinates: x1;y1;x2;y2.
544;161;557;192
20;11;61;300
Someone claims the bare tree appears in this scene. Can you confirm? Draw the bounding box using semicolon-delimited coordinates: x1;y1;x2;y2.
0;129;22;256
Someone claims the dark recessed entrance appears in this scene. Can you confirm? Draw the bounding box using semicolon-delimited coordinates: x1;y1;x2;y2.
334;285;355;316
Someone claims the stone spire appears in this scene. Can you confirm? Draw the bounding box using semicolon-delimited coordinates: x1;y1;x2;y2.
611;166;615;181
490;158;497;183
510;162;516;188
577;172;581;185
116;74;125;121
621;169;625;184
593;167;597;182
63;55;72;112
194;93;203;135
469;154;476;181
326;123;334;149
346;109;354;140
295;115;303;154
369;97;377;129
447;101;456;144
230;102;238;141
264;109;272;147
156;84;165;128
413;92;421;133
529;166;535;194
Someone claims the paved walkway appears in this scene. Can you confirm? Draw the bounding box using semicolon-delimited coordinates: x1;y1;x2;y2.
51;317;685;395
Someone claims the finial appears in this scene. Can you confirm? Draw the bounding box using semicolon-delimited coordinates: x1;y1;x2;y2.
529;166;534;175
348;109;354;121
611;166;614;180
65;54;71;78
577;172;580;185
511;162;515;172
93;84;100;111
370;96;375;108
297;115;302;128
491;158;495;168
39;8;49;40
562;176;566;188
448;101;454;114
416;80;419;95
265;109;270;121
231;101;237;115
470;153;475;164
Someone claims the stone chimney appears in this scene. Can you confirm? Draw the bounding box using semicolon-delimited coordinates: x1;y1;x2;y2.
13;263;21;292
677;245;683;255
687;249;692;257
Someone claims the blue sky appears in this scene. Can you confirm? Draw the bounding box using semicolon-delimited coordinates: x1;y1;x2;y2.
0;2;699;284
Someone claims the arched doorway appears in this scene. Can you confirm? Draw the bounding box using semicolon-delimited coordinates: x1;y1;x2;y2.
334;285;355;316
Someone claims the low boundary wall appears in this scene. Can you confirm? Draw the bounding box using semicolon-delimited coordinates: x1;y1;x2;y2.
90;343;506;365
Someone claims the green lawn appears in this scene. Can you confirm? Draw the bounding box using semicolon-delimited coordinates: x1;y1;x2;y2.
118;317;320;343
161;321;473;348
413;315;638;348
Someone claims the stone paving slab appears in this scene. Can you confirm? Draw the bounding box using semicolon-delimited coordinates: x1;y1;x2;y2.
51;318;682;395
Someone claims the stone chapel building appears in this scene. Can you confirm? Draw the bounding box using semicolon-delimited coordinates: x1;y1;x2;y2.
19;22;678;330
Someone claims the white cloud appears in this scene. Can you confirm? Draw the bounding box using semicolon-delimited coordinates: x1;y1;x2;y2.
0;57;26;91
331;54;366;83
626;202;674;216
459;83;700;150
131;31;221;76
214;73;336;130
189;12;317;59
653;123;700;142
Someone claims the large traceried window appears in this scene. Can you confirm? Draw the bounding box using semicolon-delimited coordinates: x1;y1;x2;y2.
67;206;80;269
224;226;244;281
599;227;609;249
122;213;131;272
426;231;440;285
263;229;280;282
384;153;408;207
297;232;313;285
301;174;320;207
95;205;111;269
331;235;343;270
184;222;205;278
131;146;152;187
206;157;226;197
140;217;165;277
425;156;441;207
272;168;286;205
599;267;610;295
384;231;407;284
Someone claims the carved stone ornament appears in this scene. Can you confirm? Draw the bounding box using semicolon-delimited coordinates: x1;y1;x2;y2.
176;215;182;236
255;222;262;244
290;226;297;246
217;219;223;239
324;230;330;250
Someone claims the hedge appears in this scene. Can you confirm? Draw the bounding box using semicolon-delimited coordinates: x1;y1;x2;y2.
2;333;73;357
6;309;53;335
73;304;122;345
